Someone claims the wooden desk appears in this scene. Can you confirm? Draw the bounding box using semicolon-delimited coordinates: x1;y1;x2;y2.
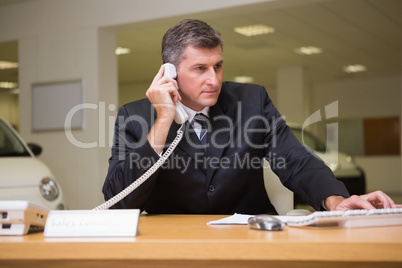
1;214;401;267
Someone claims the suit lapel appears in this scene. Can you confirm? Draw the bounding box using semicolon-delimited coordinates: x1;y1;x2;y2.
206;99;232;184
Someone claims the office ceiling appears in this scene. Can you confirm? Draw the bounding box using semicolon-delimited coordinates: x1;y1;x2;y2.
0;0;401;94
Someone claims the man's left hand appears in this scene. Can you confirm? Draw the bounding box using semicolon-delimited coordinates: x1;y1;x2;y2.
325;191;402;211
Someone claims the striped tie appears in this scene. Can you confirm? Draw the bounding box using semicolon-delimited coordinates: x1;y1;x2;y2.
193;113;209;151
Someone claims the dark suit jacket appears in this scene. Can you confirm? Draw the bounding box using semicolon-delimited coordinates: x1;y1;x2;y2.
103;82;350;214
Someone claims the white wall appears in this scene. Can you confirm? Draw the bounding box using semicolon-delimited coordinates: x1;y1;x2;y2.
16;27;118;209
312;76;400;118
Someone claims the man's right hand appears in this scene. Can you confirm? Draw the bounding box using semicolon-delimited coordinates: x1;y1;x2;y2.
146;64;181;122
146;65;181;154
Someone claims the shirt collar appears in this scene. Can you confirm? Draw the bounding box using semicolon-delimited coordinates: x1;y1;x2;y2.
181;103;210;123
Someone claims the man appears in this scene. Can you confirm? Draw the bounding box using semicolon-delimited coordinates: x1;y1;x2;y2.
103;19;399;214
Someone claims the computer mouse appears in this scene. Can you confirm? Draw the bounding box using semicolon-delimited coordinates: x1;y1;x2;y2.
248;215;286;231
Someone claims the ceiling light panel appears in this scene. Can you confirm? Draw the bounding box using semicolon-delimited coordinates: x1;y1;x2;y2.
115;47;131;55
234;76;254;83
0;82;18;88
294;46;323;55
234;24;275;37
0;61;18;69
343;64;367;73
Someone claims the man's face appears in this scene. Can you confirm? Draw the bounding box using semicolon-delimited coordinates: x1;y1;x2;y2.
176;45;223;111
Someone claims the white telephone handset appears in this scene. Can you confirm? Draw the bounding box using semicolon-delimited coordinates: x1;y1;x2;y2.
163;63;189;124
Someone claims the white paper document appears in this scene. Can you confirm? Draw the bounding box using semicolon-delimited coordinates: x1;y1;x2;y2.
206;214;292;225
207;214;254;225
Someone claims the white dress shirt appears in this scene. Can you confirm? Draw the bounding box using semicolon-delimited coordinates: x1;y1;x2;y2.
181;105;210;140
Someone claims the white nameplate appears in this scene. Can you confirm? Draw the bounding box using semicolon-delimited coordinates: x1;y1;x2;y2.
44;209;140;237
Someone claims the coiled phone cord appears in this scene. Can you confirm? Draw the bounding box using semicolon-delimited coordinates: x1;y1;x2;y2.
93;125;184;210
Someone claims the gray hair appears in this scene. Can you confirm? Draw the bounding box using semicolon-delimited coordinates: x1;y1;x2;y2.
161;19;223;67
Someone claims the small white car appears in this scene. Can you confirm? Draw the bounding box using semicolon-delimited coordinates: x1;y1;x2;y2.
0;118;66;210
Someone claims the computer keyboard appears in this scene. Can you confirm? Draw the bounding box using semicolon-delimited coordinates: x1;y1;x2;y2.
286;208;402;228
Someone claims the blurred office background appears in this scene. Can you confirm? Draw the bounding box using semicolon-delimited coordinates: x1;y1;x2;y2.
0;0;400;209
